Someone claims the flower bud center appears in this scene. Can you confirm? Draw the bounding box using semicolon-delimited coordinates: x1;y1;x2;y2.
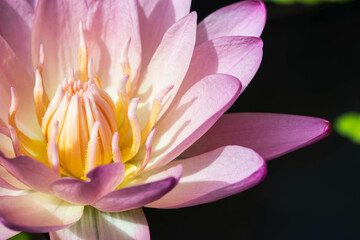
41;78;117;178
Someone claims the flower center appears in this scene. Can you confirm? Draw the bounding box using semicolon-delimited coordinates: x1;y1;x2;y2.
6;23;172;179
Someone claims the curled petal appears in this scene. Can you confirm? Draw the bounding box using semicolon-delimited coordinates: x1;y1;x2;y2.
0;153;59;194
92;164;182;212
51;163;125;205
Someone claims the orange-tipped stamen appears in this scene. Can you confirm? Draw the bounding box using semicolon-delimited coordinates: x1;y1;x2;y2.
78;22;88;83
120;38;132;95
129;128;156;178
121;97;141;162
140;85;173;145
112;132;122;163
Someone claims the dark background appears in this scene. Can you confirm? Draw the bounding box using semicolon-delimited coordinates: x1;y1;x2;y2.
24;1;360;240
145;1;360;240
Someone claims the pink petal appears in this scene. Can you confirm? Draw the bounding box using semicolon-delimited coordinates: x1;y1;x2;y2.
138;0;191;70
32;0;141;96
0;0;35;75
182;113;330;161
0;153;59;194
92;164;182;212
0;223;19;240
51;163;125;205
0;187;26;197
186;36;263;93
136;12;197;125
50;207;149;240
0;36;40;138
0;192;84;233
147;145;266;208
0;166;29;190
196;0;266;45
144;73;242;171
0;134;15;159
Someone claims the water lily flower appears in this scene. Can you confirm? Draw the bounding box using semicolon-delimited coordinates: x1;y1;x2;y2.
0;0;329;239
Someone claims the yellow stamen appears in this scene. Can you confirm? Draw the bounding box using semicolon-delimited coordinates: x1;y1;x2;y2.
116;75;131;142
112;132;122;163
140;85;173;145
51;141;60;176
78;22;88;83
121;98;141;162
88;58;102;88
129;128;156;178
34;69;48;125
9;87;48;163
47;121;59;161
86;121;100;173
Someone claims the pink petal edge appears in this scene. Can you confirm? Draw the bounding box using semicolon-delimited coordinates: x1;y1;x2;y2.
92;164;183;212
147;145;266;208
181;113;331;161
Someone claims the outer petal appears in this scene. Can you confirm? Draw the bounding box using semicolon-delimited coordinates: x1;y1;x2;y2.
144;73;242;171
32;0;141;97
138;0;191;70
136;12;197;125
196;0;266;45
0;153;59;194
0;36;40;138
0;223;19;240
182;113;331;161
0;132;14;159
50;207;149;240
92;164;182;212
147;146;266;208
185;36;263;93
0;192;84;233
0;0;35;74
51;163;125;205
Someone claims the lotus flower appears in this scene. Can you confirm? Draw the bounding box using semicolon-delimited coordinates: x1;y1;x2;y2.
0;0;329;239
